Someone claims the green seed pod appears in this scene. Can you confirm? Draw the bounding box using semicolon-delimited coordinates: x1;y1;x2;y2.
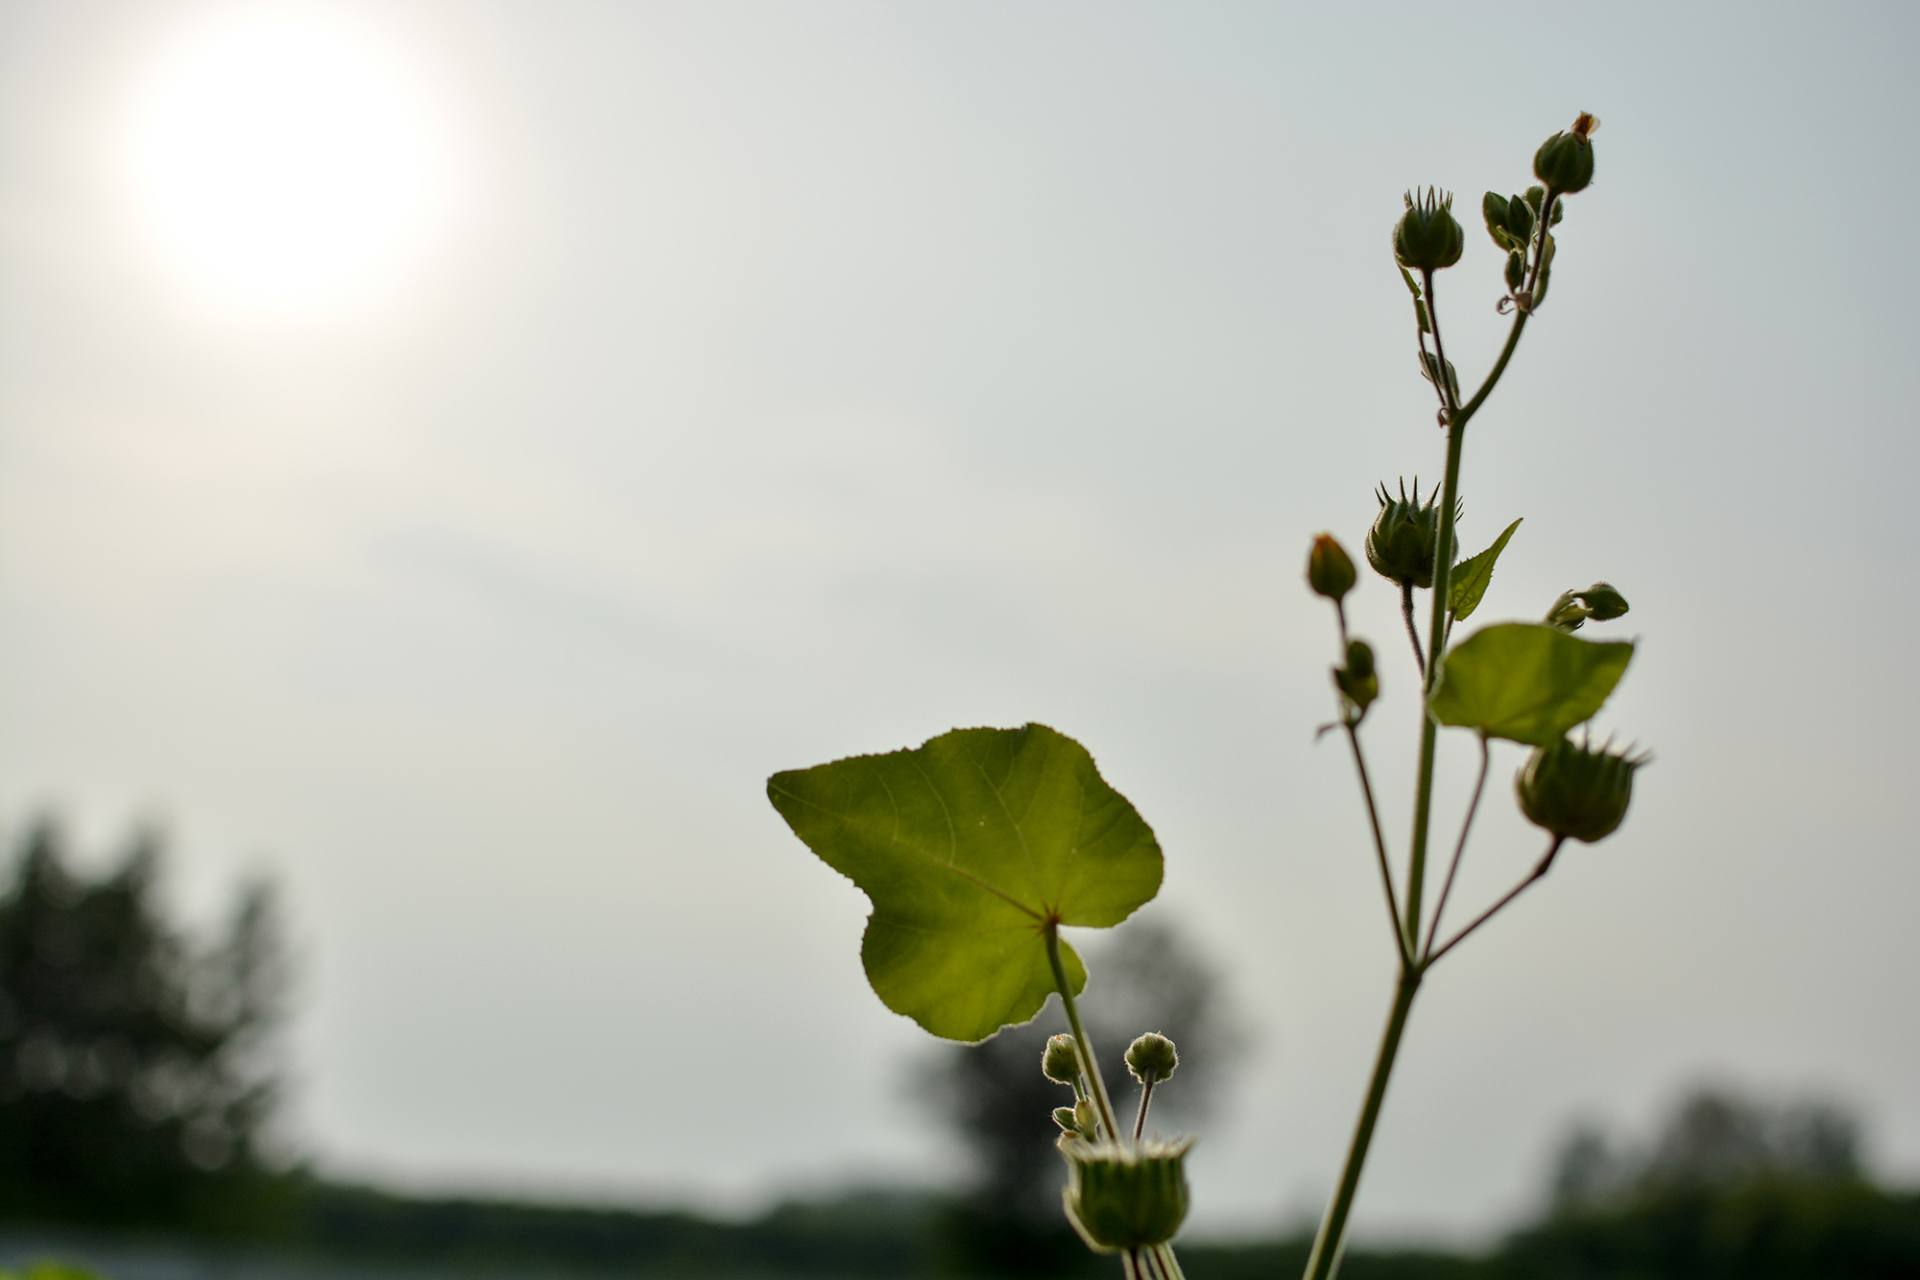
1516;735;1646;844
1534;113;1598;195
1124;1032;1179;1084
1061;1138;1195;1253
1366;479;1449;589
1042;1034;1081;1087
1393;187;1464;272
1307;533;1357;602
1333;639;1378;718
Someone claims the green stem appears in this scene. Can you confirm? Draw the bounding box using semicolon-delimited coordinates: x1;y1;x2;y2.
1154;1244;1187;1280
1305;266;1537;1280
1422;734;1489;962
1046;921;1122;1143
1300;972;1421;1280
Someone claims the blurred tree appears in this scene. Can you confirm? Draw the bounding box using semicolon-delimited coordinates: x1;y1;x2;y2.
0;817;290;1229
922;915;1243;1272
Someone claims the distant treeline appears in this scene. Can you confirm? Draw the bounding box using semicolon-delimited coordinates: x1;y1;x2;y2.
7;822;1919;1278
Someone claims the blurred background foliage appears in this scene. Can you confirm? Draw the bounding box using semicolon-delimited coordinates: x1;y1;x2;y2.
3;823;1916;1278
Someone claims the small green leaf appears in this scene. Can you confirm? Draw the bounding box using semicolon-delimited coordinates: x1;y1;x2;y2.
1449;518;1523;622
767;724;1162;1043
1430;622;1633;745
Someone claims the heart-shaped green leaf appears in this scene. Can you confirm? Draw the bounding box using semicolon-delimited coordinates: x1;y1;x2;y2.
1449;518;1523;622
767;724;1162;1043
1429;622;1633;745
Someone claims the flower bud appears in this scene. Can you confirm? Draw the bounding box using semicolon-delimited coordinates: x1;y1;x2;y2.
1393;188;1464;273
1481;191;1535;253
1124;1032;1179;1084
1516;735;1646;844
1053;1106;1081;1134
1061;1138;1195;1253
1504;249;1526;292
1580;581;1629;621
1306;533;1357;602
1333;639;1379;718
1366;479;1449;590
1534;113;1597;195
1546;582;1630;631
1042;1033;1081;1086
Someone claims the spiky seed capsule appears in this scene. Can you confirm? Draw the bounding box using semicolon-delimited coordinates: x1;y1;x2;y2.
1061;1138;1195;1253
1366;479;1450;590
1534;114;1598;195
1516;735;1646;844
1393;187;1465;272
1042;1034;1081;1086
1307;533;1357;602
1125;1032;1179;1084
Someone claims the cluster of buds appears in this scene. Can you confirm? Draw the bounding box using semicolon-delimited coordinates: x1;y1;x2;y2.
1517;733;1647;844
1043;1031;1192;1252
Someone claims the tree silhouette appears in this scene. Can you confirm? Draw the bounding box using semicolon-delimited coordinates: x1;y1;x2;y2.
0;817;290;1228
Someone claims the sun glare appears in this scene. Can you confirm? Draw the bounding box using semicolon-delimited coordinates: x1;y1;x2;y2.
124;6;452;314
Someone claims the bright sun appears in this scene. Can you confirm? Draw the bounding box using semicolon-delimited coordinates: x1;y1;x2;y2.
125;6;452;314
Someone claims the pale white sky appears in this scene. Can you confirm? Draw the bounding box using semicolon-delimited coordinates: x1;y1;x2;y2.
2;0;1915;1243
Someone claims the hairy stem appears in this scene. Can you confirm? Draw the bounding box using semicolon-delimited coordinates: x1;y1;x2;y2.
1423;734;1489;961
1300;972;1421;1280
1427;837;1565;966
1399;583;1426;679
1046;921;1122;1143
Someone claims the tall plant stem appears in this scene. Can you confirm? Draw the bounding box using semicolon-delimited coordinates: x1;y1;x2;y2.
1300;971;1421;1279
1305;277;1532;1280
1398;584;1426;679
1045;921;1122;1143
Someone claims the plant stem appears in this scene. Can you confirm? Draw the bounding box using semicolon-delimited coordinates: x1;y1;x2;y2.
1427;837;1565;966
1153;1244;1187;1280
1300;970;1421;1280
1342;723;1410;967
1133;1079;1156;1142
1046;921;1122;1143
1422;734;1489;961
1398;584;1426;679
1304;262;1538;1279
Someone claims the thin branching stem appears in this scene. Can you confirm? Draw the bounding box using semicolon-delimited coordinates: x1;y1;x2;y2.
1427;837;1565;966
1343;722;1411;968
1422;734;1490;962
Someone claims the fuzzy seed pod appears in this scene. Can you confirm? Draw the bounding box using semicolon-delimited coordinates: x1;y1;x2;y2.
1124;1032;1179;1084
1042;1034;1082;1087
1061;1138;1195;1253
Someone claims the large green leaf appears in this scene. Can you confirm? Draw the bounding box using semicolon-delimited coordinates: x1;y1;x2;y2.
1449;518;1522;622
1429;622;1633;745
767;723;1162;1042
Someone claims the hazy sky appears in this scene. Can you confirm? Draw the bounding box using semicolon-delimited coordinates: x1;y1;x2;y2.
2;0;1916;1243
